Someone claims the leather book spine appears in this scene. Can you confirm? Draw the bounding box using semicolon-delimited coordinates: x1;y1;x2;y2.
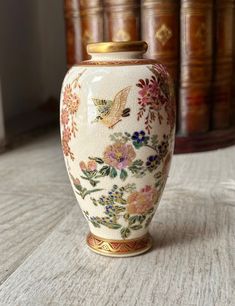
141;0;179;82
64;0;82;66
232;3;235;126
179;0;213;135
104;0;140;41
213;0;234;129
80;0;104;60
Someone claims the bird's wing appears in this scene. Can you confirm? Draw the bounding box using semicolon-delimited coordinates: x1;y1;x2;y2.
92;98;113;118
103;86;131;127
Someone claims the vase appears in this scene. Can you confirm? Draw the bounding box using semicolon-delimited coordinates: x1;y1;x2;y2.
60;41;175;257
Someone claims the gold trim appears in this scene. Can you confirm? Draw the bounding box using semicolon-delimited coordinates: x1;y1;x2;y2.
87;41;148;54
86;232;153;257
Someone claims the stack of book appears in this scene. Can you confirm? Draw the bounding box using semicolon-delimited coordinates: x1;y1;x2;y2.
64;0;235;153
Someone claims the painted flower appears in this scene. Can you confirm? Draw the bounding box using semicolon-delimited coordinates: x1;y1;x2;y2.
70;174;81;186
136;78;152;105
87;160;97;171
146;155;161;172
79;160;97;172
103;142;136;170
157;135;169;158
127;185;158;214
79;161;87;171
62;139;70;157
61;109;69;126
62;127;71;143
63;84;80;114
131;130;149;148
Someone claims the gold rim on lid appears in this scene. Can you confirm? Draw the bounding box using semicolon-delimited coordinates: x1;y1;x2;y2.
87;41;148;54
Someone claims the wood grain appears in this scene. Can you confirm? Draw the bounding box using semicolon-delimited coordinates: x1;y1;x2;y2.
0;132;234;305
0;132;75;285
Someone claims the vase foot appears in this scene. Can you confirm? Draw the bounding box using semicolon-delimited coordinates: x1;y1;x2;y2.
86;232;153;257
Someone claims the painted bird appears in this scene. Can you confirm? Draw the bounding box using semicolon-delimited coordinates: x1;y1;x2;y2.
92;86;131;128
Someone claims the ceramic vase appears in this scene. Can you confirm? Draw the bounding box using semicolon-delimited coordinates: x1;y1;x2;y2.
60;41;175;257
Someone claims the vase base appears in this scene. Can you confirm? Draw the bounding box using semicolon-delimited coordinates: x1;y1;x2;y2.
86;232;153;257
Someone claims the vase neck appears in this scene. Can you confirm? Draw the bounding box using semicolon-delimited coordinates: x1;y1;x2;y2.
89;51;144;61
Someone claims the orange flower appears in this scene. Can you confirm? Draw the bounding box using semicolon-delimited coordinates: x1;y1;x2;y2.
63;85;80;114
79;160;97;171
61;109;69;126
87;160;97;171
127;186;158;214
62;127;71;143
62;139;70;156
79;161;87;171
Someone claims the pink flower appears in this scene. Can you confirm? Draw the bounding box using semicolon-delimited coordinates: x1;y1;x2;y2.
87;160;97;171
61;109;69;126
79;161;87;171
79;160;97;172
136;79;152;106
103;142;136;170
127;186;158;214
63;84;80;114
62;127;71;143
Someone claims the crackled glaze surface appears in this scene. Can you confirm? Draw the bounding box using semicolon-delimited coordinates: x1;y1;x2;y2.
60;52;175;247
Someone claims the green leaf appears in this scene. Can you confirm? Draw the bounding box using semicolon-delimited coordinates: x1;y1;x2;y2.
74;184;83;192
129;215;139;225
89;157;104;164
109;167;118;178
91;221;101;228
90;180;98;187
151;135;158;148
132;159;144;167
99;165;111;176
107;223;122;229
130;225;142;230
115;206;126;214
138;215;146;224
121;227;131;239
120;169;128;181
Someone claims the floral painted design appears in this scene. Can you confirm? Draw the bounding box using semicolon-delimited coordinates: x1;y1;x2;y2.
70;174;103;199
127;185;158;214
60;70;86;160
136;64;173;134
76;131;170;189
84;183;159;239
103;142;136;170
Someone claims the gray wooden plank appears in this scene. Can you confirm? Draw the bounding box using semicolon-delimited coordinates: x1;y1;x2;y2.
0;162;234;305
0;132;75;284
0;131;72;198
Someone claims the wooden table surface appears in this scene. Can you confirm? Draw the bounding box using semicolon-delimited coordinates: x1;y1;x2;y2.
0;131;234;306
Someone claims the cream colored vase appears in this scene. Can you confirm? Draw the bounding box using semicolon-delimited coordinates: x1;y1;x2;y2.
60;41;175;257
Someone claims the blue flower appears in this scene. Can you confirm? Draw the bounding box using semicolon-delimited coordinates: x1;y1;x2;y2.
146;155;160;171
131;131;149;148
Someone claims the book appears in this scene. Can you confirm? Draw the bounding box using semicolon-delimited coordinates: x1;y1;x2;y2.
141;0;179;83
212;0;234;129
104;0;140;41
64;0;83;66
179;0;213;135
80;0;104;60
232;3;235;126
64;0;104;64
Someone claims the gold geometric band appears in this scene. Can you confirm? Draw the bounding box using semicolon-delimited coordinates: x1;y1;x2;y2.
86;232;153;257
